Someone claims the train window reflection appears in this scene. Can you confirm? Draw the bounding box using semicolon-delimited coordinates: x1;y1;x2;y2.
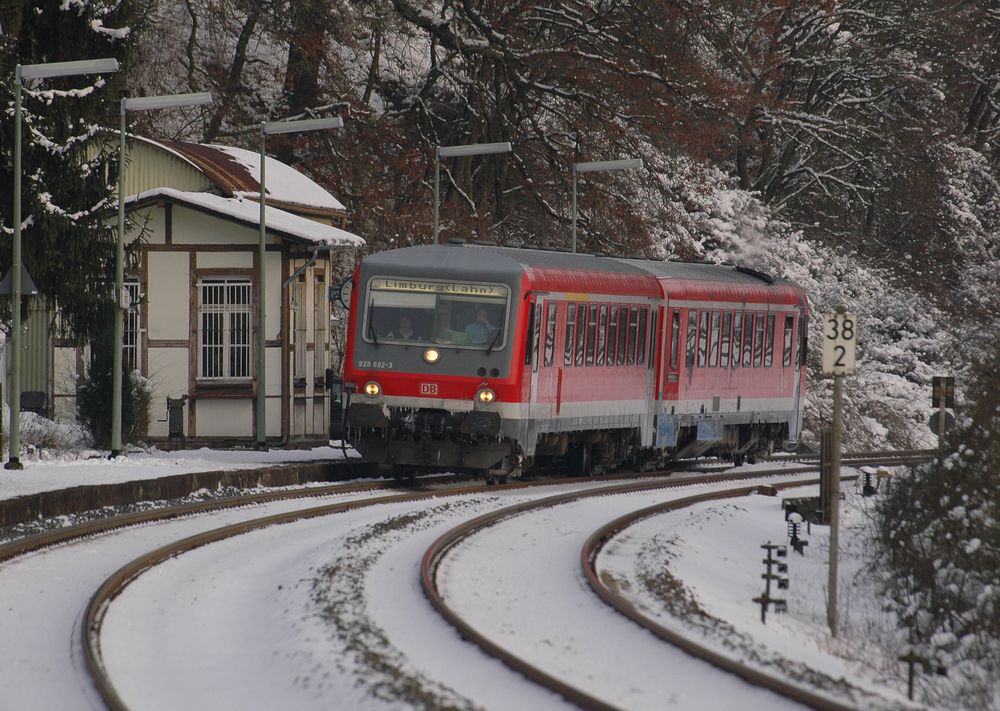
363;278;509;349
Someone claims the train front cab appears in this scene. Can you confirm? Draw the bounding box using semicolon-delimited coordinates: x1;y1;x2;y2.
343;253;529;481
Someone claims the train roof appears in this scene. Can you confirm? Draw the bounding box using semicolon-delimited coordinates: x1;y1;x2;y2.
362;243;798;288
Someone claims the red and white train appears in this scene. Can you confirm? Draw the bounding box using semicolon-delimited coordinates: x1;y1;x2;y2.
342;243;809;481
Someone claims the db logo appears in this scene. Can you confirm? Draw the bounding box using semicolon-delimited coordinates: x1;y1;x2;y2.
420;383;438;395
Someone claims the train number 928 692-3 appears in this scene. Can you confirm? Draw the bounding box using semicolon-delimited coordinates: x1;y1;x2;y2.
357;360;393;370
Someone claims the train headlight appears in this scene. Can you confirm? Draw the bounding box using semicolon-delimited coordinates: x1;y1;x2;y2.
364;381;381;398
476;387;496;404
423;347;441;364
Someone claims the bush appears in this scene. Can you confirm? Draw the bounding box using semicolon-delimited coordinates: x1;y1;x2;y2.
871;345;1000;706
76;316;151;448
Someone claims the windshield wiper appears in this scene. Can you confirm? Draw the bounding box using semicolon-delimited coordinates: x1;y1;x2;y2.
486;328;503;353
367;302;379;347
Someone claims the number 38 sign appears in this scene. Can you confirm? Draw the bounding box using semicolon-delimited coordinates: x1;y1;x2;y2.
822;312;858;375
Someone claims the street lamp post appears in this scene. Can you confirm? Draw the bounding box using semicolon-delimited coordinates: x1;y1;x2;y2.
571;157;643;254
432;141;512;244
6;58;119;470
111;91;212;457
256;117;343;451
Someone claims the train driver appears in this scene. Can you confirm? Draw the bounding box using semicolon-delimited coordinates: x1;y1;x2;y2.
464;307;498;345
387;315;418;340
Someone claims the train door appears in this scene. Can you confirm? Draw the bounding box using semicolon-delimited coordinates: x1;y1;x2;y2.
641;304;660;446
526;299;544;418
790;308;808;442
530;300;559;421
655;304;682;448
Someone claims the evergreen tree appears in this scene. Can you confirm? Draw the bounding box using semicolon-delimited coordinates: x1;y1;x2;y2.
0;0;146;341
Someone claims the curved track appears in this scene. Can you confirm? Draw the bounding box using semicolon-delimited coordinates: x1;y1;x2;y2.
1;450;927;709
420;458;917;710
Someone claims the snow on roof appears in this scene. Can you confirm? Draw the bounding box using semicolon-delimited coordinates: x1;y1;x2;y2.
211;144;346;212
129;187;364;248
145;138;346;212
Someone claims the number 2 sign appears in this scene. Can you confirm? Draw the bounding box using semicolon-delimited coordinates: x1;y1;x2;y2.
822;312;857;375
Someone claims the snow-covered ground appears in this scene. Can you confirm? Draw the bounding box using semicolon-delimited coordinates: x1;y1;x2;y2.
0;443;356;501
0;444;919;709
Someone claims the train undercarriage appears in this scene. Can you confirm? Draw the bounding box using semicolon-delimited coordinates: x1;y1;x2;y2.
347;401;792;484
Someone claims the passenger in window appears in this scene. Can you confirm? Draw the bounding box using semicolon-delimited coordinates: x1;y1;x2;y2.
465;307;498;345
387;315;418;340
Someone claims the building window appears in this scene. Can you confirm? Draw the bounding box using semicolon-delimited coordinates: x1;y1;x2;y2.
123;278;142;373
198;278;252;381
314;278;329;378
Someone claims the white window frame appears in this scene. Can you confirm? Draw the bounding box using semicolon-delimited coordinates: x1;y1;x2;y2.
198;277;252;382
123;278;142;374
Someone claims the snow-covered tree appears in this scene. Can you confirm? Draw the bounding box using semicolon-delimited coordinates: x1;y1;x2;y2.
0;0;145;339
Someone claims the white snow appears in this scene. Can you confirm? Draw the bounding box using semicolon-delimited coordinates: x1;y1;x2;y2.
212;144;347;211
0;445;357;501
128;187;363;247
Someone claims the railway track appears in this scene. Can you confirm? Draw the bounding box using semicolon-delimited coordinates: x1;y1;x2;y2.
1;450;928;709
420;455;926;710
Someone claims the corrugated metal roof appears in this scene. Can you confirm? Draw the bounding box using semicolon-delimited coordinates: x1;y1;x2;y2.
157;139;260;198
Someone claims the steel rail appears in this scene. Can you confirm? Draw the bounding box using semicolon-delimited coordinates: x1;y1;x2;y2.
80;486;469;710
579;479;874;711
77;471;710;709
419;468;831;710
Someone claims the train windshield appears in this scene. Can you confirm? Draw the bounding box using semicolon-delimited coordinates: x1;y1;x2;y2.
363;277;510;350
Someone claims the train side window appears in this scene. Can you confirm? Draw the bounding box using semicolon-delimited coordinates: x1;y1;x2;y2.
764;314;775;367
637;306;648;366
686;311;697;367
697;310;708;367
564;303;576;366
525;303;537;366
576;304;587;366
783;314;794;367
742;313;753;367
798;314;809;368
531;302;542;371
597;305;608;366
708;311;720;367
617;305;629;366
607;306;619;366
732;312;743;368
544;302;557;367
586;304;598;366
626;306;639;365
721;312;732;367
753;313;765;367
645;307;656;369
669;309;680;369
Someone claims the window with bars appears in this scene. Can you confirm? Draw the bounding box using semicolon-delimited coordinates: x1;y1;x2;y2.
123;279;142;374
198;278;252;381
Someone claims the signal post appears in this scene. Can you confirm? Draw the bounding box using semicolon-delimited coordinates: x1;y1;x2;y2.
821;306;857;637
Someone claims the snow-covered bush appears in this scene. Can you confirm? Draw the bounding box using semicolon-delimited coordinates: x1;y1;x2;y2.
870;346;1000;707
0;404;94;450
